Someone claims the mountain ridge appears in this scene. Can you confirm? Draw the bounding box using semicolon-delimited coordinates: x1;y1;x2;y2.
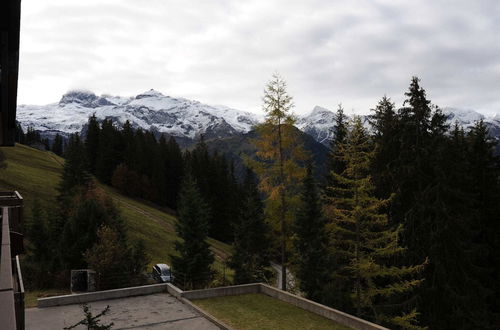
17;90;500;147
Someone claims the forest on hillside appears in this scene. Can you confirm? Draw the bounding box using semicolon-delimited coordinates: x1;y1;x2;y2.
3;75;499;329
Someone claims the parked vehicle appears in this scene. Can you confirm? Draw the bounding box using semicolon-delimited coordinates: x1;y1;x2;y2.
152;264;173;283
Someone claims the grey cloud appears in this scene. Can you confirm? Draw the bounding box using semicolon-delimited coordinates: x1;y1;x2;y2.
17;0;500;116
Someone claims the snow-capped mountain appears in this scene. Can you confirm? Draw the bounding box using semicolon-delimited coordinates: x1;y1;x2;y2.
17;89;262;142
16;90;500;147
297;106;500;146
296;106;337;144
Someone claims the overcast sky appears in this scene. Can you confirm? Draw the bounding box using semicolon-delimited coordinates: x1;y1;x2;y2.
18;0;500;116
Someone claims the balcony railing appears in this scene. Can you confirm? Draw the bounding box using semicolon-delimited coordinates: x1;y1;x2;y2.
0;191;24;330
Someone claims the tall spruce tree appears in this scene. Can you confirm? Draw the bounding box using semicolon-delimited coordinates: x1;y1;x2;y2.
15;122;25;144
60;184;127;270
249;73;308;291
164;136;183;209
85;114;100;173
229;168;271;284
59;133;90;196
325;104;348;188
324;118;425;329
96;119;121;184
369;96;399;200
466;120;500;326
293;164;332;303
171;174;214;289
52;133;64;156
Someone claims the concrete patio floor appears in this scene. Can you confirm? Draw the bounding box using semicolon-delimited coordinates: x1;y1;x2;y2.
26;293;220;329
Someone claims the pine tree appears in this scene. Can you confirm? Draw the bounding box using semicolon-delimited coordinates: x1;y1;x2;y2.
15;122;25;144
293;164;332;303
164;136;183;209
325;104;348;188
85;114;100;173
59;133;90;196
25;126;41;145
323;118;425;328
171;175;214;289
96;119;121;184
369;96;399;199
52;133;64;156
27;199;49;263
466;120;500;326
249;73;309;291
61;184;126;270
229;168;271;284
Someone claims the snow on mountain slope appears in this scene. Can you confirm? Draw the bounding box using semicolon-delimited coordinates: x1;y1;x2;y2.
296;106;336;144
17;89;262;140
16;90;499;146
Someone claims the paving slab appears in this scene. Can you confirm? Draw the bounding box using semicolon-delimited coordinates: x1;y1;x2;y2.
26;293;220;330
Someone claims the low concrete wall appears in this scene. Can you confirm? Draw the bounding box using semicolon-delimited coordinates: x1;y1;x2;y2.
166;283;183;298
259;284;388;330
181;283;260;300
38;283;169;308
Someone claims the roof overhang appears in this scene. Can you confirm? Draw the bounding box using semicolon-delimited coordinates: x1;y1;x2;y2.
0;0;22;146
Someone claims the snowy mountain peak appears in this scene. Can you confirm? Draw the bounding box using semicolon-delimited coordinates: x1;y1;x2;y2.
60;90;97;104
18;90;261;142
59;90;116;108
135;89;165;99
16;90;500;147
442;107;484;127
309;105;331;116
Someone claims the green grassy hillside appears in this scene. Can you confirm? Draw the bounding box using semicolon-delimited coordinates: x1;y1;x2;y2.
0;144;232;269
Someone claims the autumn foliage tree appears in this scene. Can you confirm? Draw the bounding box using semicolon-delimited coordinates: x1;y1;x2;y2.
249;73;309;291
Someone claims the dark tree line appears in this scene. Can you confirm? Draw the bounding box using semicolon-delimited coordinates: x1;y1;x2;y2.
15;122;64;155
24;134;149;290
83;115;242;243
292;77;499;329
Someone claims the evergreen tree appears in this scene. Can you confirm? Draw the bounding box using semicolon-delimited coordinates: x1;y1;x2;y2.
293;164;331;303
85;114;100;173
23;198;54;288
96;119;121;184
324;118;425;328
15;122;25;144
52;133;64;156
412;120;493;329
249;73;309;291
187;136;237;242
61;184;126;270
26;199;49;263
229;168;271;284
369;96;399;199
164;136;183;209
25;126;41;145
85;226;149;289
325;103;348;188
59;133;90;196
466;120;500;326
171;175;214;289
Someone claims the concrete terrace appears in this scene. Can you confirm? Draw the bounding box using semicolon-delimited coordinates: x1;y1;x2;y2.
26;293;219;330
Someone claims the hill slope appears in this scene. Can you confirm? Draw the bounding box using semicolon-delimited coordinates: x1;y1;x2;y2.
0;144;231;268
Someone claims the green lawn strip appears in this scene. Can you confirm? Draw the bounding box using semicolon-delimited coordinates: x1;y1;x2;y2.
193;293;351;330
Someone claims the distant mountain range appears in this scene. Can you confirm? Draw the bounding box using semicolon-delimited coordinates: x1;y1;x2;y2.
17;89;500;148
